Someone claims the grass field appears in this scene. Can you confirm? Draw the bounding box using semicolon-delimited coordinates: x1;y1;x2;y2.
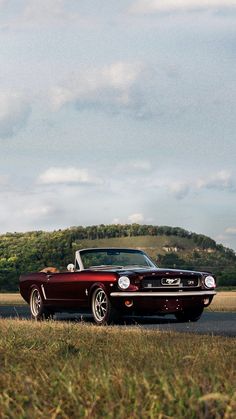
0;293;26;305
0;291;236;311
0;319;235;418
207;292;236;312
73;235;198;255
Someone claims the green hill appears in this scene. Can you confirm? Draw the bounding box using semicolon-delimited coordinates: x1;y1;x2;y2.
0;224;235;291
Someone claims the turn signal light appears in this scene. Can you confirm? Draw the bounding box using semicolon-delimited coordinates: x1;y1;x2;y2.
204;298;210;306
125;300;133;308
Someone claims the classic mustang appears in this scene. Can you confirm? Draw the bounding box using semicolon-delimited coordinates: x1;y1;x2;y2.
19;248;216;324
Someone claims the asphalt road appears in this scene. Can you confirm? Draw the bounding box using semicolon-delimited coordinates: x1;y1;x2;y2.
0;305;235;337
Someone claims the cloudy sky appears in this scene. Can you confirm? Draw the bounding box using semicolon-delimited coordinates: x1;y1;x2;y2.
0;0;236;250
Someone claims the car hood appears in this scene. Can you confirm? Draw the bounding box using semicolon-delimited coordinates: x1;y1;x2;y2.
89;267;208;277
122;268;206;277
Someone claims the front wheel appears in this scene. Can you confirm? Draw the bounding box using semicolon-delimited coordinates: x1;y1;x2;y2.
175;307;204;322
30;287;52;320
91;287;120;325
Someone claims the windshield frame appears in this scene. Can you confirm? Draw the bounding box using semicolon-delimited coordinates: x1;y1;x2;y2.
76;248;157;271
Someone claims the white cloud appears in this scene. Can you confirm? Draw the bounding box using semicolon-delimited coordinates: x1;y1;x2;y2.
24;0;74;22
145;175;193;200
0;0;6;9
101;62;141;89
128;160;152;171
50;61;145;116
0;188;58;231
9;0;82;27
38;167;91;185
215;234;227;241
197;170;235;191
128;213;144;223
0;92;31;138
225;227;236;235
114;160;152;177
130;0;236;14
167;181;190;200
150;170;236;200
23;205;53;217
112;218;120;224
0;175;9;186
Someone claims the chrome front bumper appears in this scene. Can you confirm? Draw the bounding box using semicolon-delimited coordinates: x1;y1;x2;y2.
110;291;217;297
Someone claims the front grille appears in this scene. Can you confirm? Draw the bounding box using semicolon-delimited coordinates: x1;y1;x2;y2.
142;276;199;289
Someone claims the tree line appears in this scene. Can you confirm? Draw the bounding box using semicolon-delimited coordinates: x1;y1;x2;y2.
0;224;235;291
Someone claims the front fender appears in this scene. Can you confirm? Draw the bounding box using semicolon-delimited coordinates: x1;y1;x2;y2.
88;282;112;304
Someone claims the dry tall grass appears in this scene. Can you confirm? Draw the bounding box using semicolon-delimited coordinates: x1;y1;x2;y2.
0;319;235;418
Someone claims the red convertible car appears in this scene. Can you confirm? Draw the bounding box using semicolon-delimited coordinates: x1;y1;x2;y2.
19;248;216;324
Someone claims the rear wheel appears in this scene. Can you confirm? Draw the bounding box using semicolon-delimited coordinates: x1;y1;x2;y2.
91;287;120;325
30;287;52;320
175;307;204;322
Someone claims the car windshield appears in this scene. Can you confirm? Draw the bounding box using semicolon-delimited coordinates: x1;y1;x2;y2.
80;249;157;269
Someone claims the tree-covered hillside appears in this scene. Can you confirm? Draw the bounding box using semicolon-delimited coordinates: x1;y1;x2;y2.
0;224;235;291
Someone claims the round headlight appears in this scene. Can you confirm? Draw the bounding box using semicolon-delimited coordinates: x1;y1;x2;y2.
118;276;130;290
204;275;216;288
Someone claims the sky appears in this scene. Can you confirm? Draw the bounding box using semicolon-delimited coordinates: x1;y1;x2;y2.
0;0;236;250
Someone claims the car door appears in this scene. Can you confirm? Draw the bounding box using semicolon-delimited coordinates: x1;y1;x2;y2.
43;272;86;304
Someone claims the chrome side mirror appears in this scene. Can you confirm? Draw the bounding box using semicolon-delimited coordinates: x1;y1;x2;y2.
67;263;75;272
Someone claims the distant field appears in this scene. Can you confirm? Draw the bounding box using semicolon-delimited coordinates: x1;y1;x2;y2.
0;293;26;305
207;291;236;312
74;235;197;257
0;319;235;418
0;291;235;311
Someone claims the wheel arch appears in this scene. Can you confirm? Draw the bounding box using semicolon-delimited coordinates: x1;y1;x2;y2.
88;282;108;305
29;283;46;303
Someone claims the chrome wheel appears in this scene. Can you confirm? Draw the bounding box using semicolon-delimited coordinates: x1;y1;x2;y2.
30;288;42;317
93;289;107;322
91;287;120;325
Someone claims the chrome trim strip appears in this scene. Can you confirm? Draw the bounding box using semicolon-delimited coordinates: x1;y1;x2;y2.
142;285;199;289
75;250;85;271
42;298;80;301
110;291;217;297
41;284;47;300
